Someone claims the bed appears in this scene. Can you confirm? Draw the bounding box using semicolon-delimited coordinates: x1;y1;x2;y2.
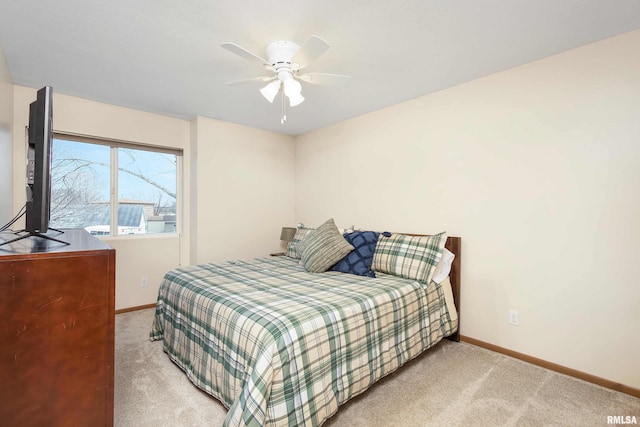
150;225;461;427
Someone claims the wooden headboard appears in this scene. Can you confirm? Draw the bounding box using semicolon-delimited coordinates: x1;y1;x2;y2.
444;236;461;342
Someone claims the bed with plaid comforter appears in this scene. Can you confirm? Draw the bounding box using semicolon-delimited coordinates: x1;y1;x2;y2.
150;256;457;427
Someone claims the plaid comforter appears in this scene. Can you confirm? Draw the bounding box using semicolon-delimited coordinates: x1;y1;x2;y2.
150;256;457;427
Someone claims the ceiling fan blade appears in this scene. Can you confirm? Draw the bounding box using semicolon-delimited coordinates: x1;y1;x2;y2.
221;42;269;67
297;73;352;86
224;76;275;86
292;35;330;69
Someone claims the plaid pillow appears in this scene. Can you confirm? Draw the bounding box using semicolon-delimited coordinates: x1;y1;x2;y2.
372;232;447;283
299;218;354;273
286;226;315;259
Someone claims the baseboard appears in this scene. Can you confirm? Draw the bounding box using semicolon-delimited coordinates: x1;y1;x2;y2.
115;303;156;315
460;335;640;399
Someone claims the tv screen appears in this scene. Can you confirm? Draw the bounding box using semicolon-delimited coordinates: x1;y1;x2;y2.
25;86;53;234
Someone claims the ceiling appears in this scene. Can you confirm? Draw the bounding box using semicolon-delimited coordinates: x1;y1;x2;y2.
1;1;639;136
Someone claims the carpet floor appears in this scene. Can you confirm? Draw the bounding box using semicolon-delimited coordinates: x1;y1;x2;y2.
115;308;639;426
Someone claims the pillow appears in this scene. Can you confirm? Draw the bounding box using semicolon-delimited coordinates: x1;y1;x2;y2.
296;222;349;257
432;248;455;284
330;231;379;277
331;231;389;277
372;232;447;284
286;226;315;259
299;218;354;273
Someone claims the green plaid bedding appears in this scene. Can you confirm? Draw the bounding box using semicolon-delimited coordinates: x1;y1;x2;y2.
150;256;458;427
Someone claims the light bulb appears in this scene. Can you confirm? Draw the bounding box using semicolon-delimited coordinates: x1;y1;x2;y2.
288;93;305;107
283;78;302;97
259;80;281;103
283;79;304;107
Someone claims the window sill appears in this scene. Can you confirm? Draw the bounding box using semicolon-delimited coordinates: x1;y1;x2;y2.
99;233;181;242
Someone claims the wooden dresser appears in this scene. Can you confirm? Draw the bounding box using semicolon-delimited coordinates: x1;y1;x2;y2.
0;229;115;426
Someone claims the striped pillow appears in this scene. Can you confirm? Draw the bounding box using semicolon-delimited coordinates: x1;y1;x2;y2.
286;226;315;259
372;232;447;283
299;218;354;273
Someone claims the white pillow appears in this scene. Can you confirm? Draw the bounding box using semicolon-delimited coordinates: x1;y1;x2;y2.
432;248;455;284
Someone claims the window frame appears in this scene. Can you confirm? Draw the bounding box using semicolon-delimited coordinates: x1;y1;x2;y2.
52;131;183;238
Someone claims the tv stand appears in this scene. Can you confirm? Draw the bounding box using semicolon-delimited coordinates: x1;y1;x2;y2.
0;228;69;248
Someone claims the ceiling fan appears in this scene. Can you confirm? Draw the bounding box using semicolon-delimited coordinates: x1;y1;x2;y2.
221;35;351;123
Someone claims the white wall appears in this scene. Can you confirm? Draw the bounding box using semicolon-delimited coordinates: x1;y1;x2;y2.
12;86;191;310
295;30;640;389
0;47;13;223
192;116;295;263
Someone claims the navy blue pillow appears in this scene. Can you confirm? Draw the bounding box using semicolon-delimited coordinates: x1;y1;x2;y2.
331;231;381;277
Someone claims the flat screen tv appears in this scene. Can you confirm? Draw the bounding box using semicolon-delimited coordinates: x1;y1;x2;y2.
25;86;54;233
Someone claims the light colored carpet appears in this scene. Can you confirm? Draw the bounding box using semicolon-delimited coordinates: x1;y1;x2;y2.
115;309;639;426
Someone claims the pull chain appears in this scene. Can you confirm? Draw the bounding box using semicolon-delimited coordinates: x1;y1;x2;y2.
281;89;287;124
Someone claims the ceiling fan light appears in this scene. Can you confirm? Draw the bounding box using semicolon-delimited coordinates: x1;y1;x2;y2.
283;78;302;97
288;93;305;107
260;80;280;103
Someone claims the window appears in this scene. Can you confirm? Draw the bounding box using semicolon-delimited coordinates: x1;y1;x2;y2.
50;134;181;237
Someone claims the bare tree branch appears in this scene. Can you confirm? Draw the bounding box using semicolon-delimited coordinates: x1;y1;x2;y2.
56;157;176;199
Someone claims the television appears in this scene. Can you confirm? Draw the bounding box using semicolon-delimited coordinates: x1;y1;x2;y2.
25;86;54;233
0;86;67;249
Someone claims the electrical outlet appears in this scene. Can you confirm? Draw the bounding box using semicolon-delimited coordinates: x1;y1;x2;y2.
508;310;519;326
140;277;148;288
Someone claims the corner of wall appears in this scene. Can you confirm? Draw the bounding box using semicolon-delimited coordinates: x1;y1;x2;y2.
188;117;199;265
0;46;14;223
